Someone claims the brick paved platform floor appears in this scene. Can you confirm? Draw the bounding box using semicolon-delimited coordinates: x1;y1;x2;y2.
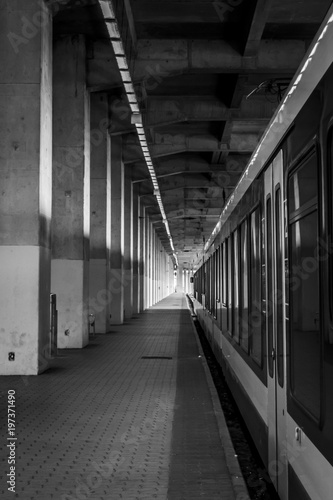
0;293;249;500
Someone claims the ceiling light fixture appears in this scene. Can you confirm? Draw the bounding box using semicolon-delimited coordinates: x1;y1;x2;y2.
99;0;177;263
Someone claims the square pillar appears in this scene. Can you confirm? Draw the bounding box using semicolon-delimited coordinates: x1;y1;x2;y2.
109;135;124;325
132;187;140;314
145;216;151;308
170;258;175;294
0;1;53;374
51;35;90;349
139;203;146;312
89;93;111;333
123;170;133;320
149;221;154;307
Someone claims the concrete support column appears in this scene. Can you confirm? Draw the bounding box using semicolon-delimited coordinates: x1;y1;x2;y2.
144;213;149;310
89;93;111;333
139;203;145;312
155;232;159;302
163;253;167;298
150;223;155;306
146;219;150;308
123;170;133;320
167;256;170;296
165;255;168;298
0;1;52;374
170;260;175;293
152;230;156;305
185;270;189;294
132;187;140;314
52;35;90;349
158;241;161;302
162;252;165;299
176;265;184;293
156;239;159;303
109;136;124;325
148;220;153;307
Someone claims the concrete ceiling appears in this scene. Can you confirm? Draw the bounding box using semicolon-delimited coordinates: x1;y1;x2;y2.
52;0;332;269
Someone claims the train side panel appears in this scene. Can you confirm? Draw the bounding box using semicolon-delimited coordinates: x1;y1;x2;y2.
193;32;333;500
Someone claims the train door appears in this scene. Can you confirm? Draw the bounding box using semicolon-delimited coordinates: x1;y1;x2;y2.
264;150;288;499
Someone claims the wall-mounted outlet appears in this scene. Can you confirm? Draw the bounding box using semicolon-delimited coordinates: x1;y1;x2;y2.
8;352;15;361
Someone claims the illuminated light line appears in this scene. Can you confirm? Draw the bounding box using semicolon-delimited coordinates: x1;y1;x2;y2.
99;0;177;265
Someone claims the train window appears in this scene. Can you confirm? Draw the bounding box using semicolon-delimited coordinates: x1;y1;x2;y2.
240;220;249;352
209;258;212;312
201;267;203;303
202;262;207;308
211;255;214;314
215;247;220;320
209;255;214;314
215;249;218;316
208;258;212;312
233;230;240;342
250;207;263;366
288;152;321;421
266;196;274;378
217;246;221;305
207;259;211;311
198;272;200;301
289;153;317;216
222;241;227;306
206;261;209;298
276;187;284;388
227;237;233;335
329;130;333;342
212;254;215;314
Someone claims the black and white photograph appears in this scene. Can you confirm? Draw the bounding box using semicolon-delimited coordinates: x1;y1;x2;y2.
1;1;333;498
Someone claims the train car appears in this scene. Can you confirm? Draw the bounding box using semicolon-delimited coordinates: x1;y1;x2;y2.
192;5;333;500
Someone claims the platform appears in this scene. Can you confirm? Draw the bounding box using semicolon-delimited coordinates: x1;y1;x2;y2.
0;293;249;500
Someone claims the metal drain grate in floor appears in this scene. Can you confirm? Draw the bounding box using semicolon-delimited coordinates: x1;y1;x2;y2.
141;356;173;360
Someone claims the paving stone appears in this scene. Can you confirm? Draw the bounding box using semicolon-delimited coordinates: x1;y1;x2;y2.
0;293;247;500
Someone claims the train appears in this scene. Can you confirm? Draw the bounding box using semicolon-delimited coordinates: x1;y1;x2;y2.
192;5;333;500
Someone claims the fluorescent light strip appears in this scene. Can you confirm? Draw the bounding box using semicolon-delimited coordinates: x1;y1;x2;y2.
120;70;131;82
100;1;116;19
99;0;177;264
112;40;125;55
116;56;128;70
106;22;120;38
127;94;137;104
124;82;135;93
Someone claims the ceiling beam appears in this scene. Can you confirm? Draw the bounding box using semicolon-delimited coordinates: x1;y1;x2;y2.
132;158;246;182
243;0;274;57
138;173;236;192
124;0;138;49
134;39;306;80
213;75;252;163
144;95;276;128
145;97;229;127
123;132;259;162
147;200;224;214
